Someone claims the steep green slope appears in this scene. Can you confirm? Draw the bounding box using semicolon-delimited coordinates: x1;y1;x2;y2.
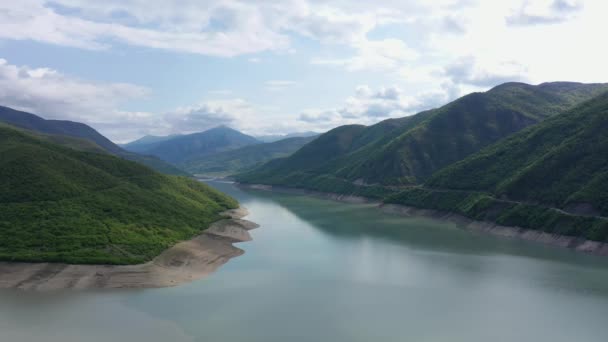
0;106;188;176
237;82;608;189
427;91;608;216
144;126;260;164
335;82;608;185
0;125;237;264
235;123;408;199
387;92;608;242
0;122;108;154
124;152;190;176
0;105;123;153
181;135;318;176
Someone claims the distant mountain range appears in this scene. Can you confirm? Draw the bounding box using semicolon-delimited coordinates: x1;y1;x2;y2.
122;126;319;175
254;131;319;143
0;106;188;176
122;126;260;164
0;123;237;264
181;135;318;176
120;134;183;153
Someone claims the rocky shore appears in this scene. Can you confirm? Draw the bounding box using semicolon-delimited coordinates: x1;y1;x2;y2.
239;183;608;257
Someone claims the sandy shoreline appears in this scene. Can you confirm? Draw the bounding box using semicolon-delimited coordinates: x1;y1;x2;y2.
238;183;608;257
0;207;259;291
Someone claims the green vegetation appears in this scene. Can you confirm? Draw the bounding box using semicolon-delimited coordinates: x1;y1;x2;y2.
0;105;189;176
428;91;608;216
385;188;608;242
0;124;237;264
237;82;608;188
386;91;608;242
237;82;608;242
122;152;191;176
181;135;317;176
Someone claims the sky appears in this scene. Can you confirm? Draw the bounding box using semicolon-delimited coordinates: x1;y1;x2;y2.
0;0;606;143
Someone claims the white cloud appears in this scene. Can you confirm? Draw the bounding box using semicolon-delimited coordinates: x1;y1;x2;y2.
0;58;152;141
506;0;583;26
1;0;608;142
297;84;460;129
164;102;238;134
0;0;413;58
0;0;292;57
312;38;418;72
443;56;529;87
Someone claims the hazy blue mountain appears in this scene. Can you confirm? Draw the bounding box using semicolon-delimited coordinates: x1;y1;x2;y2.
255;131;319;143
121;134;182;153
143;126;260;164
181;135;318;176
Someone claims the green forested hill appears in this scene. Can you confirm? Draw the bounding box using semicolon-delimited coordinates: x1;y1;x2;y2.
426;91;608;216
237;82;608;189
386;92;608;242
181;135;317;176
0;106;189;176
0;125;237;264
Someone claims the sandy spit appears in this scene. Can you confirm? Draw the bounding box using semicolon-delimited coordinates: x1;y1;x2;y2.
239;183;608;257
0;208;259;291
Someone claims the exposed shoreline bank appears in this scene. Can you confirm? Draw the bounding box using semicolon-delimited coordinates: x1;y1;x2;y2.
238;183;608;257
0;207;259;291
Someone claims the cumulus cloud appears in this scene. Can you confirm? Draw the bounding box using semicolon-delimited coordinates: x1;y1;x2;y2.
165;105;234;133
312;38;418;72
0;58;260;142
506;0;583;26
443;56;529;87
442;15;467;34
297;84;461;129
0;0;290;56
164;99;256;134
0;0;406;58
0;58;151;139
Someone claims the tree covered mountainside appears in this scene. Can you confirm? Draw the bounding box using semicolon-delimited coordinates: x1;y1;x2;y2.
387;92;608;241
425;91;608;216
181;135;318;176
126;126;261;164
0;106;189;176
0;124;237;264
236;82;608;188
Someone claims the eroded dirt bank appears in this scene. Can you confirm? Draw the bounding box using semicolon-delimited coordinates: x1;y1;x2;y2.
0;208;259;291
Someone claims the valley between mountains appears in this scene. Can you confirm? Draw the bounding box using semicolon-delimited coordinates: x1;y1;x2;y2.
2;81;608;280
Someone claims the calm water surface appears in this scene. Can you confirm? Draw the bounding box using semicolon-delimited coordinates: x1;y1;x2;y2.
2;181;608;342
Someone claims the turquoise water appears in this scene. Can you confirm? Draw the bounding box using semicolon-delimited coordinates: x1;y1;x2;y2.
2;181;608;342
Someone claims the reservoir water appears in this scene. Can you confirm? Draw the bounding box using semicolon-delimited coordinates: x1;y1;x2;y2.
2;181;608;342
